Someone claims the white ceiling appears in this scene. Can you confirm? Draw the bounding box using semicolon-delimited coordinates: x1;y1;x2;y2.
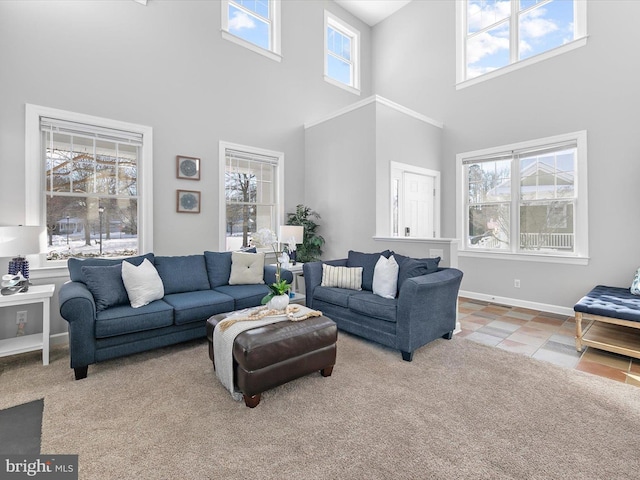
334;0;412;27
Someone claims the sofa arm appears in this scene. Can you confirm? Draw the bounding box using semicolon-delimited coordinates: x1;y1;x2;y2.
303;259;347;308
59;281;98;369
264;265;294;285
396;268;463;353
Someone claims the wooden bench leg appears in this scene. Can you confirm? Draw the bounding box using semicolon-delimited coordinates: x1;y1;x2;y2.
575;312;584;352
320;366;333;377
243;393;261;408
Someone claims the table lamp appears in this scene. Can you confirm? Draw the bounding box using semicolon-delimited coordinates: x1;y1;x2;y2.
279;225;304;264
0;226;44;292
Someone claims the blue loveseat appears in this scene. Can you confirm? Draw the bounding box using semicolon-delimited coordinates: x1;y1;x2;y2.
58;252;292;379
304;251;463;361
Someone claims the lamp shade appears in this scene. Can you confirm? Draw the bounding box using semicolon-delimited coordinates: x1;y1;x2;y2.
279;225;304;244
0;226;45;258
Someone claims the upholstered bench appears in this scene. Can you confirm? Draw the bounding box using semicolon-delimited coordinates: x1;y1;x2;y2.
206;314;337;407
574;285;640;359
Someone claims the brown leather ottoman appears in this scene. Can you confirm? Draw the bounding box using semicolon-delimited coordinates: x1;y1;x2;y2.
207;314;337;408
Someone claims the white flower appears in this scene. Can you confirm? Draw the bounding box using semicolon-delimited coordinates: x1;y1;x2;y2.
287;238;297;252
252;228;277;247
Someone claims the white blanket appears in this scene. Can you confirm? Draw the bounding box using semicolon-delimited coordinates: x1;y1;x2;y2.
213;306;320;401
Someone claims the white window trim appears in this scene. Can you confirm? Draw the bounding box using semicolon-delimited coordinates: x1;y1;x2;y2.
324;10;361;96
218;141;284;251
455;0;588;89
221;0;282;63
25;104;153;271
456;131;588;265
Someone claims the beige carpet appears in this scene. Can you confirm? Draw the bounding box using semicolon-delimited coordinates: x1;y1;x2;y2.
1;333;639;479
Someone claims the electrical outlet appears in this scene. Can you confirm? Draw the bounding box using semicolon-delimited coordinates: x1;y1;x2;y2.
514;279;521;288
16;311;27;324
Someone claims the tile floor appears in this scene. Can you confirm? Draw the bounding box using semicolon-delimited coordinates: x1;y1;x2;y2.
458;297;640;387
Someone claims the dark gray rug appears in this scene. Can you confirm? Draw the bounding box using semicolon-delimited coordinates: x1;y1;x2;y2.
0;398;43;454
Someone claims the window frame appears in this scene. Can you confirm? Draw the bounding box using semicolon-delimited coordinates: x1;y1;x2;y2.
25;104;154;272
456;0;588;89
221;0;282;63
456;131;588;265
218;141;284;252
324;10;361;95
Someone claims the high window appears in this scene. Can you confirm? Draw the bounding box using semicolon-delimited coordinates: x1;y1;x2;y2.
457;131;588;263
219;141;283;251
324;11;360;94
457;0;587;86
221;0;281;62
25;104;153;266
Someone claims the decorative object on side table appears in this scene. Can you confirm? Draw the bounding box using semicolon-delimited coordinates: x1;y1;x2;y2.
0;226;44;294
177;190;201;213
279;225;304;265
252;228;292;310
176;155;200;180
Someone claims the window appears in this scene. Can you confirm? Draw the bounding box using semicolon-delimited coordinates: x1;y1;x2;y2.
457;0;587;86
324;11;360;94
25;104;153;266
219;141;284;251
457;131;588;263
221;0;281;62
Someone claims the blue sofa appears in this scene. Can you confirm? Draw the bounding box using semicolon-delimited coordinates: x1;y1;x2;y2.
58;252;293;379
303;251;463;361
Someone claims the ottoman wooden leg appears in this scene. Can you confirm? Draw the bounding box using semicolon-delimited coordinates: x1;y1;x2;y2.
320;366;333;377
243;393;261;408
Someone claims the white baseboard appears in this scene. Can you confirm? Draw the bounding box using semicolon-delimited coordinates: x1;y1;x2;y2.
459;290;575;317
50;332;69;346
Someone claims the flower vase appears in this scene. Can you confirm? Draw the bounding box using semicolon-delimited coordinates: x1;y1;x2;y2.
268;294;289;311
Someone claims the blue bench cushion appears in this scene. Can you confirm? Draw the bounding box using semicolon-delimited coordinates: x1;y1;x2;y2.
348;291;397;323
574;285;640;322
347;250;391;291
313;286;360;308
163;290;235;325
214;284;271;310
95;300;174;338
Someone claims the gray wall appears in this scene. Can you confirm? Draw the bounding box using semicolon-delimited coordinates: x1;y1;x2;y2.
0;0;372;336
305;99;444;261
372;0;640;310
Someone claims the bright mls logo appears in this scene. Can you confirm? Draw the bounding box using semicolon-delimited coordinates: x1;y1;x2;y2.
2;455;78;479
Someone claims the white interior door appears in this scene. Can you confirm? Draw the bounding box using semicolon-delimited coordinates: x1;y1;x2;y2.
391;162;440;238
404;172;435;238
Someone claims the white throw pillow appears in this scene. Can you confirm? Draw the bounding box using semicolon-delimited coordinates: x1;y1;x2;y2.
121;259;165;308
321;264;363;290
631;267;640;296
372;255;399;299
228;252;265;285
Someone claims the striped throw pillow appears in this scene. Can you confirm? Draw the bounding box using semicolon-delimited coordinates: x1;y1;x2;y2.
321;264;363;291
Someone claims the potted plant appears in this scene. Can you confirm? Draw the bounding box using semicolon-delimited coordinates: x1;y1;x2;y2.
286;204;325;263
252;228;291;310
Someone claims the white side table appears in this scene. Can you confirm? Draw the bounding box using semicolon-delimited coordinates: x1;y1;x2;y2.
274;263;305;293
0;284;55;365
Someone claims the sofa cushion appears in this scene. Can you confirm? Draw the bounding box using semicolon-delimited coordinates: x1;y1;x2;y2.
321;264;363;290
632;268;640;296
372;255;399;299
214;284;271;310
163;290;235;325
95;300;174;338
313;286;360;308
81;263;129;311
394;255;441;291
154;255;211;294
122;259;165;308
229;252;265;285
347;250;391;291
349;291;398;323
204;248;257;288
68;253;154;284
